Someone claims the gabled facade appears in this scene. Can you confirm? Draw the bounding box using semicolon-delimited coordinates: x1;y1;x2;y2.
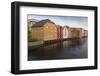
63;26;69;39
31;19;57;41
68;27;80;38
56;25;63;40
77;28;88;38
43;22;57;41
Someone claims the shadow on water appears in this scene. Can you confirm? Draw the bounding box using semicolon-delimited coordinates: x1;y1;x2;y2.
28;38;88;61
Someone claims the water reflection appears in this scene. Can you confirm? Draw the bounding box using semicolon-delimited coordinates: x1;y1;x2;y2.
28;38;88;61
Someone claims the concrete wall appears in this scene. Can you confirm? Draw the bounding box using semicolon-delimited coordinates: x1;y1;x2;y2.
28;41;44;46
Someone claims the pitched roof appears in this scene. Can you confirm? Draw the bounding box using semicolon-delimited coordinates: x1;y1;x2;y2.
63;25;69;28
31;19;55;27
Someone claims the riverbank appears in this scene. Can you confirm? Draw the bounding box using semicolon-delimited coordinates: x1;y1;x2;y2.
28;36;87;46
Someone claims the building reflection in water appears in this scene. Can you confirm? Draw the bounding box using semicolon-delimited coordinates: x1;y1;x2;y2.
28;38;88;61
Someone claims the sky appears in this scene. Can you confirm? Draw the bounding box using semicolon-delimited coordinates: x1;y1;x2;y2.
28;14;88;30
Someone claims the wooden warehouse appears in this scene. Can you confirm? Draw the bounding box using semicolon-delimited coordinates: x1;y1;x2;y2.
77;28;88;38
31;19;57;42
30;19;88;45
56;25;63;41
84;30;88;37
63;26;69;39
68;27;80;38
68;27;88;38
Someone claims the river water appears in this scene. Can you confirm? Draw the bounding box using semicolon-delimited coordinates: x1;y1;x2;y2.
28;38;88;61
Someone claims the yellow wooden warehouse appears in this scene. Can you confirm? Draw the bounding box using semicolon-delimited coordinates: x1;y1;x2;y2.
31;19;57;42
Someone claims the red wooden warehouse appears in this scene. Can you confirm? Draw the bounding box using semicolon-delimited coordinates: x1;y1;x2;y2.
56;25;63;41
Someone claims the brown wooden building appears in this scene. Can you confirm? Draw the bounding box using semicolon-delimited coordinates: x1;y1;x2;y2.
31;19;57;42
68;27;88;38
68;27;78;38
